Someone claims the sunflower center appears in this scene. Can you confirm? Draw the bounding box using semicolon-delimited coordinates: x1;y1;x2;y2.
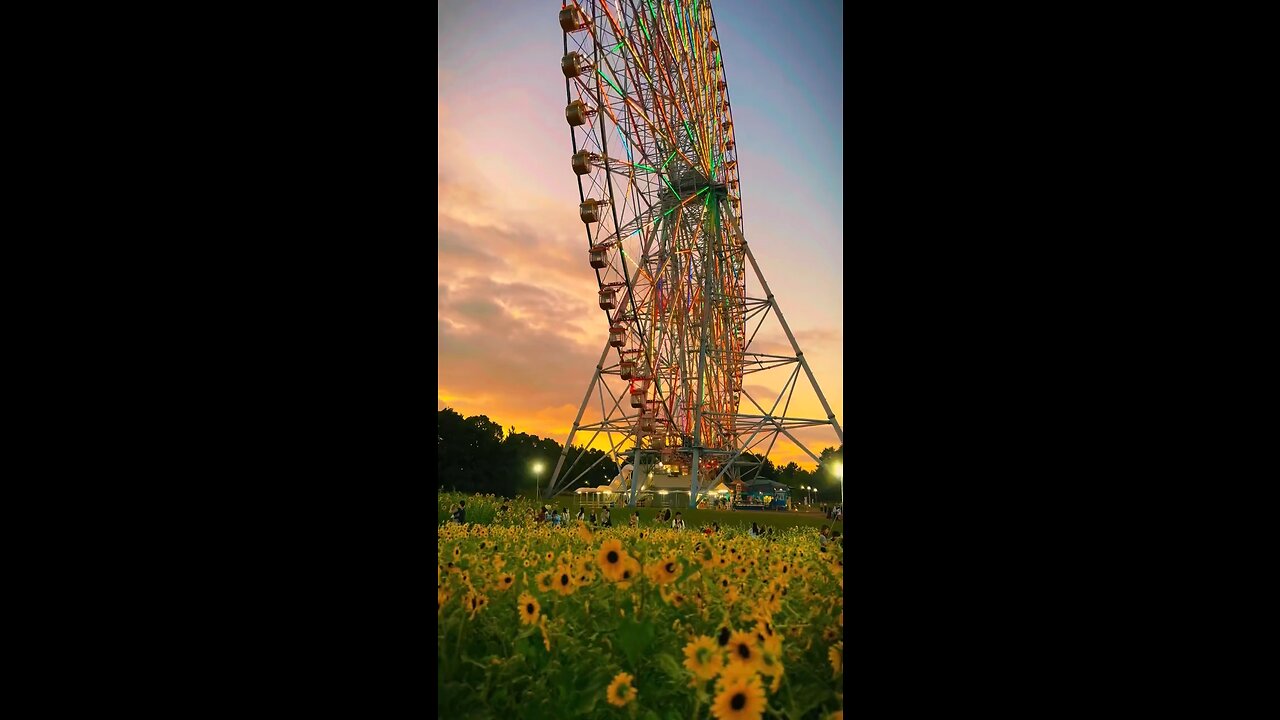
718;627;730;646
607;551;619;564
561;574;569;585
526;603;534;614
665;562;675;574
697;647;711;664
737;643;750;659
731;693;746;710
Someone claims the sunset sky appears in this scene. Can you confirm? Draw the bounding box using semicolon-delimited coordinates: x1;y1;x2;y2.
438;1;843;474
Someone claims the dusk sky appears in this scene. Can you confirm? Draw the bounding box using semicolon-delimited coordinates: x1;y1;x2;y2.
439;1;843;473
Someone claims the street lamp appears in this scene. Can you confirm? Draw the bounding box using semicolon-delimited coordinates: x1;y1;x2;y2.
533;461;544;500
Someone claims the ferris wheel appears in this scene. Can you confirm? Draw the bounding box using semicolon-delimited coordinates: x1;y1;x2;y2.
546;1;842;505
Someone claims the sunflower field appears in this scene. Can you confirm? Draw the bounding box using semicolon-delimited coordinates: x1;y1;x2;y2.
437;494;844;719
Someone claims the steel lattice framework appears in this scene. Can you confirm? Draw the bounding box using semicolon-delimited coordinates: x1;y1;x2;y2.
545;0;842;506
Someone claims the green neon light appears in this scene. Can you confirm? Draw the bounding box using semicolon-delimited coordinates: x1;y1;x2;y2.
638;15;650;42
684;120;696;148
648;0;657;20
661;150;678;170
614;41;623;53
597;68;624;97
660;173;679;198
636;164;657;172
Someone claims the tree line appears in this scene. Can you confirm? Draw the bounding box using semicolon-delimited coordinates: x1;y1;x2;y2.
438;408;842;500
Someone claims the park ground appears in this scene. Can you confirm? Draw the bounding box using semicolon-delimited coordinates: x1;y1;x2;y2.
515;490;844;533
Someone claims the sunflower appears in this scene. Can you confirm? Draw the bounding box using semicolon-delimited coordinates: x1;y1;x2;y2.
463;591;488;618
717;659;759;687
829;641;842;677
553;566;577;596
545;551;554;563
724;631;765;675
753;620;783;657
518;592;540;626
616;556;641;586
717;625;734;648
648;557;681;585
822;626;840;642
605;671;636;707
495;573;515;591
596;539;630;581
536;571;554;593
682;635;723;680
759;648;785;693
437;589;449;613
711;672;766;720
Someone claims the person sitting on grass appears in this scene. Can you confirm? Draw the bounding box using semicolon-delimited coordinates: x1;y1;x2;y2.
577;506;586;522
629;512;638;528
672;512;686;531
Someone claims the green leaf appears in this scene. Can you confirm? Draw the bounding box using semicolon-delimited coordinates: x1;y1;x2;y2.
655;652;685;682
615;617;657;669
575;686;600;715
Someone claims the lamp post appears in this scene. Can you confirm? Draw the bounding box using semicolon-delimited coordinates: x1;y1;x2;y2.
534;461;544;500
